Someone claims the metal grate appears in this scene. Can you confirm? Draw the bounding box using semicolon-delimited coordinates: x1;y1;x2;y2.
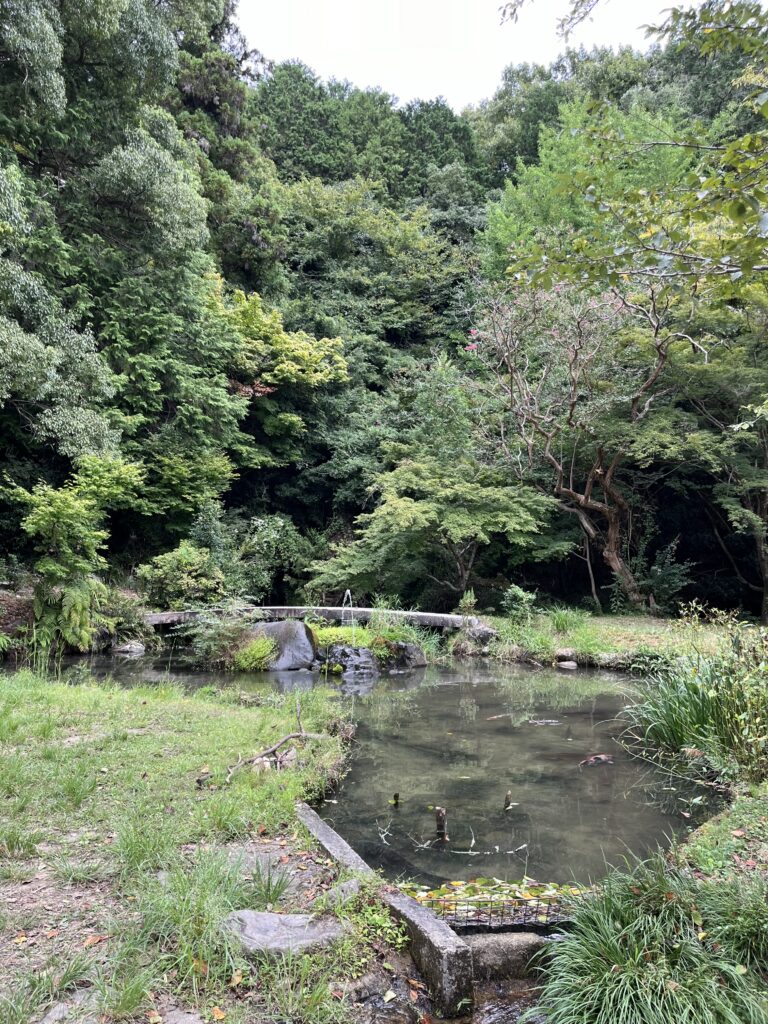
417;894;574;932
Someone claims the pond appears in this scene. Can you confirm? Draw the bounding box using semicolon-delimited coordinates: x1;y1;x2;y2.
66;654;710;887
321;662;712;886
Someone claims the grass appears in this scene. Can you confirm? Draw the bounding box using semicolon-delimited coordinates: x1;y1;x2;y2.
677;784;768;878
132;849;260;992
481;609;729;666
258;953;348;1024
529;856;768;1024
313;612;446;663
0;671;345;845
0;954;93;1024
623;626;768;783
0;669;407;1023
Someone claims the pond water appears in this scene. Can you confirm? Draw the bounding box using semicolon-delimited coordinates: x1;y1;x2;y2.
64;654;709;886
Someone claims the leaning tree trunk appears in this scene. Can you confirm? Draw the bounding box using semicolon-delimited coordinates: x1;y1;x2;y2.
602;509;645;609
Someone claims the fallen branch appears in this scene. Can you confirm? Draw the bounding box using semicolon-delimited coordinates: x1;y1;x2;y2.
225;730;328;784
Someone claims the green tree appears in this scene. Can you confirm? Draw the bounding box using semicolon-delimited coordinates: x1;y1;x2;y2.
311;357;554;603
12;458;143;650
466;283;700;608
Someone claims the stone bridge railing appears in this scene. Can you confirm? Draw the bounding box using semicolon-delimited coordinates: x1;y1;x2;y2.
143;605;480;632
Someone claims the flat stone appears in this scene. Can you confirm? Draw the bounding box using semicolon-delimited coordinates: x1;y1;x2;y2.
160;1011;205;1024
40;1004;72;1024
39;992;94;1023
224;909;349;955
465;932;550;980
557;660;578;671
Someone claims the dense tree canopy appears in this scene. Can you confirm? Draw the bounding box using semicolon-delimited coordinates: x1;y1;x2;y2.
1;0;767;628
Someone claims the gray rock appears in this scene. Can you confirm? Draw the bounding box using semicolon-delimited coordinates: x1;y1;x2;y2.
243;620;317;671
465;931;550;980
464;624;499;646
224;909;349;955
325;643;379;676
111;640;145;656
557;660;578;671
159;1011;205;1024
40;1004;73;1024
385;642;427;671
39;991;94;1023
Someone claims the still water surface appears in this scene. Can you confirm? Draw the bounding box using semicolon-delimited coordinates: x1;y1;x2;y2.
323;663;709;885
73;654;708;886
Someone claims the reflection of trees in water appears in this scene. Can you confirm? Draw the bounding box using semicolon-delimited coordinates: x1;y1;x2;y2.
623;768;718;824
495;671;632;715
355;688;421;735
459;696;478;721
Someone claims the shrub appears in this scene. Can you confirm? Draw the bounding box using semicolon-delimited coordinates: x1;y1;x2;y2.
231;634;277;671
530;858;768;1024
136;542;226;609
501;583;536;622
101;590;158;648
173;604;269;668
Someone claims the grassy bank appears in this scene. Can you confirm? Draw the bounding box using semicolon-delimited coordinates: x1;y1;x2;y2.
479;610;726;667
0;671;409;1024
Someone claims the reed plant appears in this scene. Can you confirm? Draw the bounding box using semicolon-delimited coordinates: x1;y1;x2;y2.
624;625;768;783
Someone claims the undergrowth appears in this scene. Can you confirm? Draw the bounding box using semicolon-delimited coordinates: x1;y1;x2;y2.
529;857;768;1024
623;625;768;783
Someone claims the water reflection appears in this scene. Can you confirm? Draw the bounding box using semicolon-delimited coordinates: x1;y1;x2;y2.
322;664;713;885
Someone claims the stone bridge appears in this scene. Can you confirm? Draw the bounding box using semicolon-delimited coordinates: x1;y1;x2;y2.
143;605;480;632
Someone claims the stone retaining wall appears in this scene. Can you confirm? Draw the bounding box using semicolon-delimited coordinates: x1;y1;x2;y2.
295;802;548;1016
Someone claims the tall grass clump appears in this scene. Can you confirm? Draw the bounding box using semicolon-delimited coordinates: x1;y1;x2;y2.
529;857;768;1024
548;604;589;633
133;850;259;993
624;625;768;783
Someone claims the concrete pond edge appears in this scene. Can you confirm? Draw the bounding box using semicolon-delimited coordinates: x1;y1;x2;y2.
295;802;550;1016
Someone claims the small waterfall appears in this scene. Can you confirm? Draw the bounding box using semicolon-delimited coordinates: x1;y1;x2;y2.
341;589;357;644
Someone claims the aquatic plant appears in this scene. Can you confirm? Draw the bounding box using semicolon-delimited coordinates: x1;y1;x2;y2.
399;877;587;929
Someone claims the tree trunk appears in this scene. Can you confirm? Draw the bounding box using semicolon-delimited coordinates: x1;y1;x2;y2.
602;511;644;608
583;537;602;612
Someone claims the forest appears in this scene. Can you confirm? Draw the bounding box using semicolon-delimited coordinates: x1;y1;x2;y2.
1;0;768;653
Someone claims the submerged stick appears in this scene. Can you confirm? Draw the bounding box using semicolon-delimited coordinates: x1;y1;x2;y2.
435;806;449;841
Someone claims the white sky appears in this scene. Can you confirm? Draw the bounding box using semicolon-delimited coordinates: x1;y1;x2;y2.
236;0;696;111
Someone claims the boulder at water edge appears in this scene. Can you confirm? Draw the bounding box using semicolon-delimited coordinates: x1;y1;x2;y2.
249;619;317;670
